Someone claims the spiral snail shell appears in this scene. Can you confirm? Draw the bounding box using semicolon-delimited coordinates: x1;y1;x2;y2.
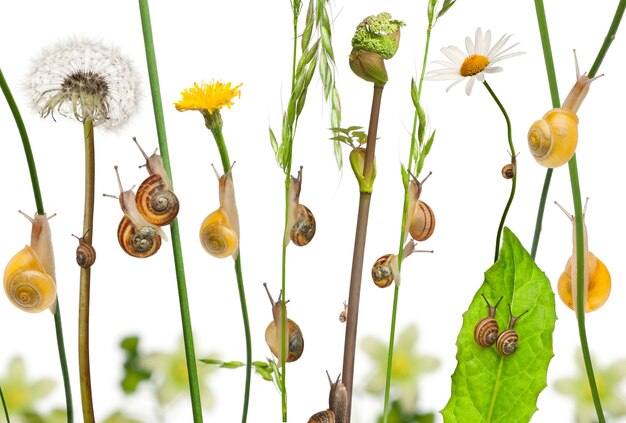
3;212;57;313
200;164;240;259
286;166;316;247
307;372;347;423
72;232;96;268
501;163;514;179
474;294;503;348
133;137;179;226
263;283;304;365
339;301;348;323
371;239;431;288
106;166;166;258
528;51;600;168
405;171;435;242
495;305;528;356
555;201;611;312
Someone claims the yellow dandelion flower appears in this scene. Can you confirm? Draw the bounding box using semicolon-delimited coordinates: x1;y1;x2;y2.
174;80;242;115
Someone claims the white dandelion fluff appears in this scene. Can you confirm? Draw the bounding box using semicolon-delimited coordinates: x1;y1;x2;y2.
27;38;138;128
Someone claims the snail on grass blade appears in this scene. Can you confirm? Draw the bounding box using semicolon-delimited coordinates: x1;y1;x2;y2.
104;166;166;258
286;166;316;247
404;171;435;242
199;163;240;259
371;239;433;288
528;50;602;168
4;211;57;313
307;371;347;423
132;137;179;226
555;200;611;312
263;283;304;365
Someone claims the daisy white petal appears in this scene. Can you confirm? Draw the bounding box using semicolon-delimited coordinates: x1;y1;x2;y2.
488;33;513;57
481;30;492;56
446;78;465;92
441;46;466;64
465;77;476;95
465;36;475;56
484;66;504;74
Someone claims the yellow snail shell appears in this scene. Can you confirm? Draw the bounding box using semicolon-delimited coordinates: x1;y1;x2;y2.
4;245;56;313
409;200;435;241
264;283;304;365
527;109;579;168
558;252;610;312
136;174;179;226
199;208;239;258
118;216;162;258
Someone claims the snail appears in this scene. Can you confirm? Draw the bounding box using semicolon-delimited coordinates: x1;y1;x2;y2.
72;231;96;268
200;163;240;259
371;239;432;288
405;171;435;242
555;200;611;312
496;305;528;356
501;164;514;179
339;301;348;323
528;51;601;168
307;372;347;423
263;283;304;365
286;166;316;247
132;137;179;226
104;166;166;258
474;294;503;348
3;211;57;313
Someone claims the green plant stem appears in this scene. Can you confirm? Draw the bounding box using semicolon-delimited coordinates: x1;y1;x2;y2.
382;22;433;422
1;67;73;423
343;84;384;422
209;126;252;423
482;81;517;263
137;1;204;420
0;383;9;423
79;118;95;423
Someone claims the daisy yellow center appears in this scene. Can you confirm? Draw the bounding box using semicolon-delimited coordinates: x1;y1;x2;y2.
175;81;242;114
460;54;489;77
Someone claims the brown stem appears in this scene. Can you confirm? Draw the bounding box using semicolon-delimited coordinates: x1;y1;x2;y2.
79;118;95;422
342;84;384;422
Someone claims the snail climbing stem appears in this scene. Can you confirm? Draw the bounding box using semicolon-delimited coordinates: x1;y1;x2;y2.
79;117;96;423
343;84;383;422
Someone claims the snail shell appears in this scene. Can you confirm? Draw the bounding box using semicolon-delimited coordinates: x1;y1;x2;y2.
371;254;396;288
72;233;96;268
473;294;502;348
308;372;347;423
339;301;348;323
290;204;316;246
527;109;579;168
501;163;514;179
118;216;162;258
136;174;179;226
308;410;335;423
496;330;519;356
4;246;57;313
264;283;304;365
199;208;239;258
409;201;435;241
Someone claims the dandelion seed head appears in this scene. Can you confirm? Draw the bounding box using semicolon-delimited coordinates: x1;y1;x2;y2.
27;38;139;128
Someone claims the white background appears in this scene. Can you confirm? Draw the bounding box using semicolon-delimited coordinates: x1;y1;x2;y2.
1;1;625;422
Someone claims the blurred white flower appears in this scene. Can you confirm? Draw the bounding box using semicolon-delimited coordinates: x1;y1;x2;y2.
27;38;138;127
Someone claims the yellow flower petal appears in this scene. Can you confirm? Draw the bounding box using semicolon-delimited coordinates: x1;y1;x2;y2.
174;80;242;114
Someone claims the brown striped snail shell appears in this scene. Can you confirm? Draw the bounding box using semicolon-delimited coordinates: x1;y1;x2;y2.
501;163;514;179
474;294;502;348
495;305;528;356
72;233;96;268
286;166;316;246
372;254;396;288
133;137;179;226
263;283;304;365
308;410;335;423
409;200;435;241
339;301;348;323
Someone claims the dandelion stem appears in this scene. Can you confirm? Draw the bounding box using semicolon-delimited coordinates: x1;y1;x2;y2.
208;125;252;423
343;84;384;422
137;1;204;420
78;118;95;423
0;383;9;422
1;66;73;423
482;81;516;262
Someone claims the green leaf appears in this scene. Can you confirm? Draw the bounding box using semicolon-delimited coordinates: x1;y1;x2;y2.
301;0;314;52
441;228;556;422
269;127;279;156
410;78;419;108
437;0;456;19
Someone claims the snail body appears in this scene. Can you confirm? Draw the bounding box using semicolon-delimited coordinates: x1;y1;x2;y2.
308;372;347;423
263;283;304;365
286;166;316;246
556;201;610;312
72;232;96;268
3;212;57;313
107;166;165;258
133;137;179;226
528;52;599;168
200;164;239;258
474;294;503;348
339;301;348;323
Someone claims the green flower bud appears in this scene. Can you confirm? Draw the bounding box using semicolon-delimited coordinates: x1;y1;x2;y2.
349;49;388;86
350;147;376;193
351;12;405;60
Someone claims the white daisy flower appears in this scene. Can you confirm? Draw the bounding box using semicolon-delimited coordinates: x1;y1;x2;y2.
27;38;138;128
426;28;524;95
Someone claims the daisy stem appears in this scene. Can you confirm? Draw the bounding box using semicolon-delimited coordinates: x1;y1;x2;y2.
79;118;95;423
0;67;73;423
208;125;252;423
0;383;9;422
138;1;204;421
481;81;516;263
343;84;384;422
383;19;434;422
